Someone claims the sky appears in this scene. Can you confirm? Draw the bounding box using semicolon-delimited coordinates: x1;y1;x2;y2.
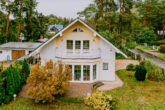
36;0;93;19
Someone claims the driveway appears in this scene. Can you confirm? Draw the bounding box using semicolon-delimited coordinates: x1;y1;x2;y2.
131;49;165;69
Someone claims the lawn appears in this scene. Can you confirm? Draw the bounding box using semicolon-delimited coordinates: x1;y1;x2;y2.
0;97;93;110
105;70;165;110
1;70;165;110
158;53;165;60
137;45;153;50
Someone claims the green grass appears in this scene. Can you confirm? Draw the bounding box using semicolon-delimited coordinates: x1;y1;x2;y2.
1;70;165;110
158;54;165;60
0;97;93;110
137;45;153;50
105;70;165;110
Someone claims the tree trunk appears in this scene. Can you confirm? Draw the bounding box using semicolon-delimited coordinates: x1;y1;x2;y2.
143;18;146;27
5;0;16;43
5;10;11;42
17;0;23;41
163;23;165;39
101;0;103;18
109;16;111;32
162;15;165;39
122;0;125;14
17;22;21;41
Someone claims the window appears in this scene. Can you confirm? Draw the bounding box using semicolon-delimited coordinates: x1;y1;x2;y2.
0;51;2;54
74;65;81;81
72;28;84;32
83;65;90;81
103;63;109;70
67;40;73;49
75;40;81;49
78;28;84;32
73;28;77;32
93;65;97;80
83;40;89;49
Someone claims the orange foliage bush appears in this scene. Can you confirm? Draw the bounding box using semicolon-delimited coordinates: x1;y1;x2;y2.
27;60;72;103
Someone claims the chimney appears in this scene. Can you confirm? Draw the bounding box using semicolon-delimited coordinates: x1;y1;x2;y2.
40;35;43;39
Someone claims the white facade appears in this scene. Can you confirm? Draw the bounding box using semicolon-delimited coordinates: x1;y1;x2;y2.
29;18;127;83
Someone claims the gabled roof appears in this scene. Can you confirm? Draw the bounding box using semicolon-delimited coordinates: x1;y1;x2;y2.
0;42;42;50
29;18;127;58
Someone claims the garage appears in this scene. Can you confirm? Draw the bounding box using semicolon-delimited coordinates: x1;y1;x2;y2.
12;50;25;60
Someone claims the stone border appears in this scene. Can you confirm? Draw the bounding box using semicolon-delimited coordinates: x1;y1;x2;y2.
136;48;165;62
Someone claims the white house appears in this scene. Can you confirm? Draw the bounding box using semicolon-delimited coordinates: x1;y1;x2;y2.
29;18;127;83
0;42;41;61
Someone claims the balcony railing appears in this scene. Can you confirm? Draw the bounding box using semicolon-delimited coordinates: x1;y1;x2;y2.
55;49;101;59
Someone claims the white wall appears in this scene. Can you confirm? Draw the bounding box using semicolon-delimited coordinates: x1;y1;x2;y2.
0;49;11;61
40;38;56;64
98;39;116;81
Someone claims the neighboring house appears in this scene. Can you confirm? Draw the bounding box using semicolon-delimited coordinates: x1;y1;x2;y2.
29;18;127;82
157;30;165;35
48;24;63;32
0;42;41;61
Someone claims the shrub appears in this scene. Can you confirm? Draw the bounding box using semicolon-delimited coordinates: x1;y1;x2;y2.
126;64;135;71
159;45;165;53
84;91;116;110
21;59;30;79
0;60;29;105
151;40;165;46
116;53;125;59
136;28;157;45
135;65;147;81
27;60;72;103
0;65;26;104
144;60;165;81
126;42;138;49
140;61;145;66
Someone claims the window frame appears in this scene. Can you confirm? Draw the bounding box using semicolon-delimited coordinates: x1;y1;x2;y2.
75;40;81;50
93;64;97;80
66;40;73;50
83;65;90;81
83;40;90;50
74;65;81;81
72;28;84;32
103;63;109;70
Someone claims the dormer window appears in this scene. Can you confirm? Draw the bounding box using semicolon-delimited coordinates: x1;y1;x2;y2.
72;28;84;32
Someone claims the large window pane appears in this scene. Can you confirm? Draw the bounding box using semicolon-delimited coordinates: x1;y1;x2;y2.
83;65;90;81
74;65;81;81
67;40;73;49
93;65;97;80
83;40;89;50
75;40;81;49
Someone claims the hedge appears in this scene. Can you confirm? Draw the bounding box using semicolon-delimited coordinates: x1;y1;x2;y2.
152;40;165;46
159;45;165;53
0;59;29;104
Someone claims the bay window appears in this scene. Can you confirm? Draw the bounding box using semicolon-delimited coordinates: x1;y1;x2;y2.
74;65;81;81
